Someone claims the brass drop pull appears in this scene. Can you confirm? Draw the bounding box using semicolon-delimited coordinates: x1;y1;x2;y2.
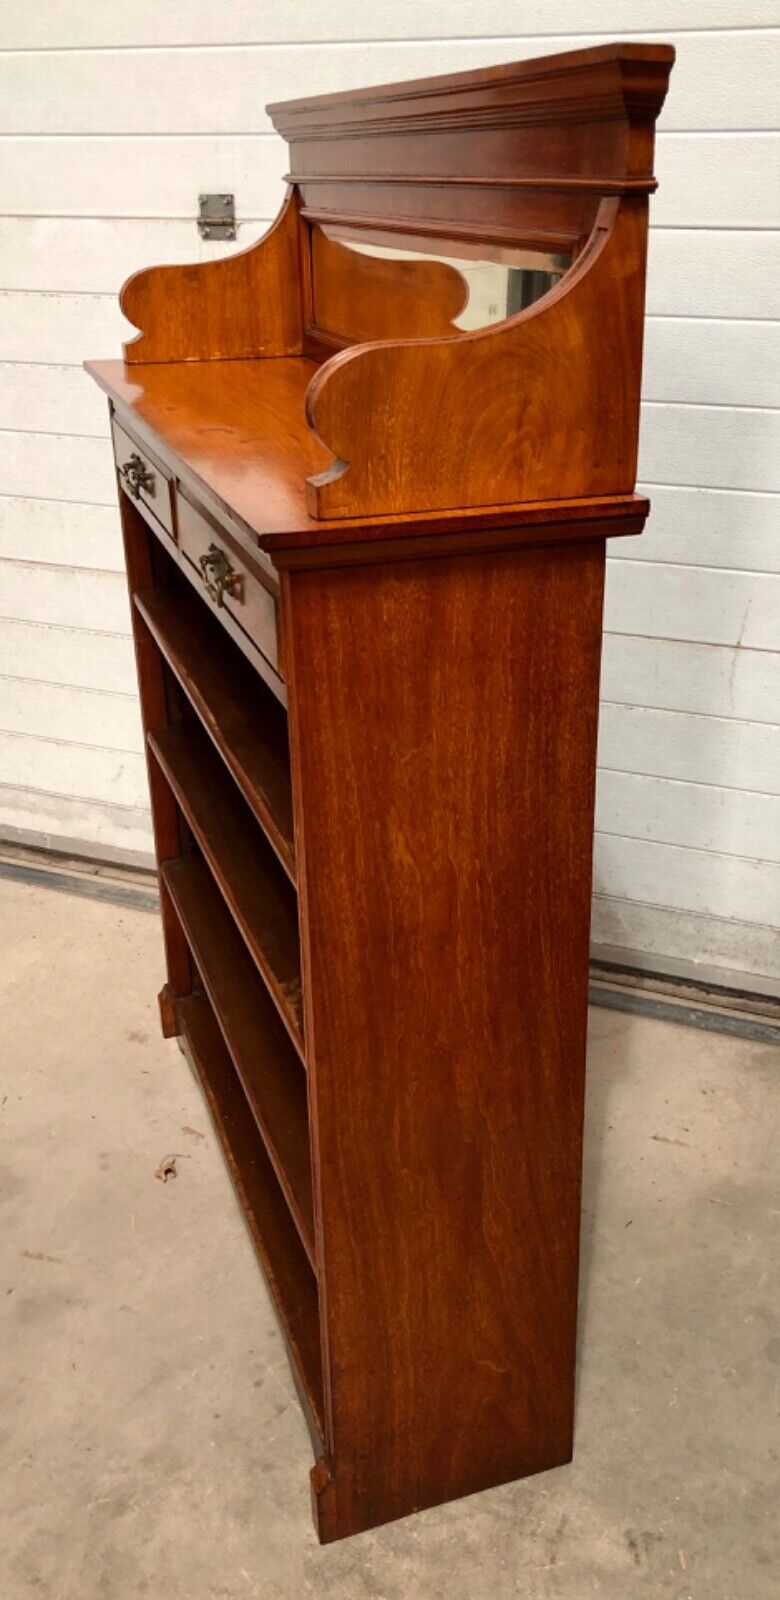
120;453;155;500
198;542;244;608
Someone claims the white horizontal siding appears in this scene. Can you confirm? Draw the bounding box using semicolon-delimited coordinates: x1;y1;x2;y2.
638;405;779;493
605;561;780;650
593;835;780;927
0;35;777;134
642;319;779;410
0;217;269;294
0;363;110;436
0;292;132;362
596;769;780;860
611;485;778;571
0;783;153;863
0;729;149;809
0;559;132;632
3;3;775;51
601;636;780;725
0;676;143;753
0;618;135;694
591;899;779;988
0;136;288;219
0;8;777;985
645;231;780;321
0;497;123;570
598;704;779;797
0;433;116;504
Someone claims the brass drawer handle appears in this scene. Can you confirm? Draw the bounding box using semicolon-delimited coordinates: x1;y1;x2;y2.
120;452;155;500
198;542;244;608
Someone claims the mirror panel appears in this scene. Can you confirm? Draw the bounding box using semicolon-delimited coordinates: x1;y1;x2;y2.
311;226;571;343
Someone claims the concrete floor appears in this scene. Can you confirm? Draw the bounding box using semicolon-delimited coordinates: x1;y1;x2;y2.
0;876;778;1600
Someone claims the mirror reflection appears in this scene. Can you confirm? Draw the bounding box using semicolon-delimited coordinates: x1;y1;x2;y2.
323;230;570;330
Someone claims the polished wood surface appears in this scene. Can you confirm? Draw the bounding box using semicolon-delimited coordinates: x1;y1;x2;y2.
176;490;281;670
116;490;192;1030
134;580;294;878
309;228;467;345
288;541;605;1538
305;199;647;518
86;40;673;1544
160;853;313;1262
112;413;176;538
88;356;327;536
152;722;303;1053
122;187;303;364
176;989;324;1443
87;358;648;553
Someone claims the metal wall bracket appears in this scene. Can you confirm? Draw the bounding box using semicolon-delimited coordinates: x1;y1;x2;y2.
197;193;236;241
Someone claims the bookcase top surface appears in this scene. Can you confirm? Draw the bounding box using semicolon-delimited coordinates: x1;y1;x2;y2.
87;355;646;554
88;356;327;534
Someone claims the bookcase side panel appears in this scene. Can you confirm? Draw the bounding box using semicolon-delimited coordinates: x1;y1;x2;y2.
285;539;606;1540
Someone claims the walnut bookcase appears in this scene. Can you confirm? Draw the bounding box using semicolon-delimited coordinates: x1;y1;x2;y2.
86;43;674;1542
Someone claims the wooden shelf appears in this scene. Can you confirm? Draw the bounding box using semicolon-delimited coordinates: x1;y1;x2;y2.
176;988;324;1447
135;582;295;881
161;851;314;1261
151;722;303;1052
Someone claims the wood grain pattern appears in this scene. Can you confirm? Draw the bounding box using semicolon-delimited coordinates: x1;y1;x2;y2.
305;199;647;518
121;187;303;364
134;580;295;879
176;988;324;1445
112;414;176;539
270;43;674;179
85;41;674;1543
87;357;647;553
176;490;281;672
160;854;313;1262
309;227;468;344
115;483;191;1025
151;721;303;1053
286;542;606;1538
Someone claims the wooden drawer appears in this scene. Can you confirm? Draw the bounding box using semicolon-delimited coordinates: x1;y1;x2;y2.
112;416;175;540
176;490;280;674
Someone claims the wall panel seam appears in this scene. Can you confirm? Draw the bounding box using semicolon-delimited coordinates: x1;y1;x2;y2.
591;889;780;937
0;777;147;814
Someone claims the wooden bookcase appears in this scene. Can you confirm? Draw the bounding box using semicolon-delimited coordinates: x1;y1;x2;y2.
86;43;674;1542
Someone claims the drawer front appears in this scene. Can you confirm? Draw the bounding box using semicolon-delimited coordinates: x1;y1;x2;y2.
112;416;175;540
177;491;280;673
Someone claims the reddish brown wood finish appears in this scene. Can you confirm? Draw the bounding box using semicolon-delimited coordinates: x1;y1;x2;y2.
112;414;176;538
150;721;303;1053
285;541;605;1537
176;989;324;1444
122;187;303;364
176;491;281;672
87;359;648;557
305;199;648;518
309;228;468;344
116;489;191;1021
134;581;294;879
160;852;313;1262
86;41;674;1544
